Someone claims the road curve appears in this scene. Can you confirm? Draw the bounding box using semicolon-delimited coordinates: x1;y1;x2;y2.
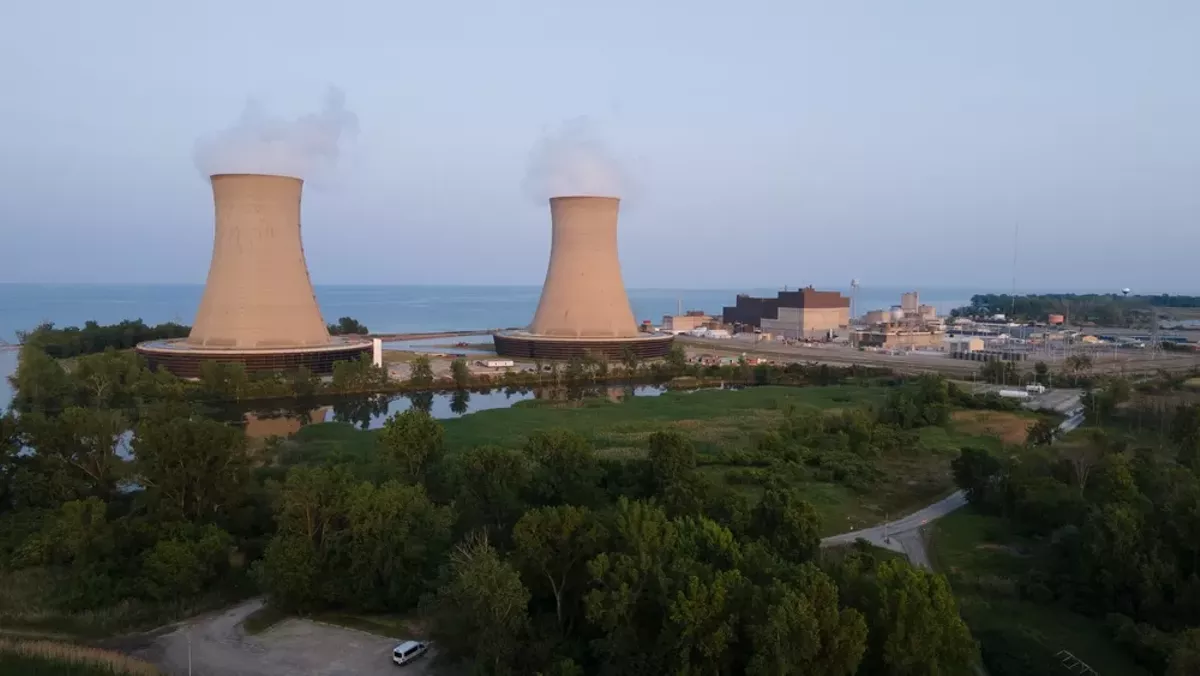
820;410;1086;566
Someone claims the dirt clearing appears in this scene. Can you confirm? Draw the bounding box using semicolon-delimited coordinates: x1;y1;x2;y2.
951;410;1032;445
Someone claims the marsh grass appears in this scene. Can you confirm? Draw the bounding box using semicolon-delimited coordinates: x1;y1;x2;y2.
0;638;159;675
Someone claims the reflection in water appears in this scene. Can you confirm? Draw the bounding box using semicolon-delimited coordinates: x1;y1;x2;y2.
241;384;666;433
243;407;332;438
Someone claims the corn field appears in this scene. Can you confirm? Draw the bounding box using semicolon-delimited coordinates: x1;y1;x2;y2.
0;639;159;675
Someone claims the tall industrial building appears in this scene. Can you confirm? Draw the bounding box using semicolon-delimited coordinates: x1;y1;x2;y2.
494;196;673;359
722;287;851;339
137;174;371;377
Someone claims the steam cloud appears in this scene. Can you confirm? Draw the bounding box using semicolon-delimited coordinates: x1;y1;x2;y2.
194;87;357;180
524;117;626;202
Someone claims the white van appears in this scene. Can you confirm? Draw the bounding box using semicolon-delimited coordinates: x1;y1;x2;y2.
392;640;428;666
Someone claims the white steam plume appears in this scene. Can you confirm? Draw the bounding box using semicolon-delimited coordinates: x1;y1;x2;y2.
524;117;626;202
194;87;357;180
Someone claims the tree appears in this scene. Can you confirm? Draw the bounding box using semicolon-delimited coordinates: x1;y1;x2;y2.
451;358;470;389
666;344;688;373
453;446;531;535
141;525;232;601
522;429;603;507
647;430;696;492
408;355;434;387
342;480;453;609
512;505;604;632
1170;404;1200;469
854;559;977;675
746;573;868;676
377;409;445;485
18;407;128;504
450;390;470;416
1033;360;1050;386
1066;353;1094;374
980;359;1017;385
1026;418;1059;447
1168;628;1200;676
8;344;74;415
750;484;821;562
132;414;249;523
255;466;356;610
327;316;369;335
426;532;531;675
952;446;1002;506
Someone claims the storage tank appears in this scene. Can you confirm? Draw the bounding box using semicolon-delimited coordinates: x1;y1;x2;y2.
889;306;906;322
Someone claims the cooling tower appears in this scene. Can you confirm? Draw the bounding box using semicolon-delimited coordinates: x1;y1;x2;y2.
188;174;330;348
529;196;639;338
136;174;370;377
493;196;673;360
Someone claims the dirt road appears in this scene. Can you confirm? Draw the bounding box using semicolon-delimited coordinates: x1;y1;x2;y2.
131;599;433;676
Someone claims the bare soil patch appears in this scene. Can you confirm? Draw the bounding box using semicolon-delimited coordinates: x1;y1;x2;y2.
951;410;1032;445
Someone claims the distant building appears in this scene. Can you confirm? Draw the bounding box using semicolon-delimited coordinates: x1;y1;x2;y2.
1048;313;1065;325
864;309;889;324
855;328;945;350
722;287;850;338
662;311;713;334
946;336;985;355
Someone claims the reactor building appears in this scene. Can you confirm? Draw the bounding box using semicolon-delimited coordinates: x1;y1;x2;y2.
493;196;674;360
136;174;371;377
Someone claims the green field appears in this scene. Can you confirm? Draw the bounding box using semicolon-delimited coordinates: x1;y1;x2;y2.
290;385;1014;536
929;510;1151;676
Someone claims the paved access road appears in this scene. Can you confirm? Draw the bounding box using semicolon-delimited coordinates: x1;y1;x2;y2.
132;599;433;676
820;410;1085;567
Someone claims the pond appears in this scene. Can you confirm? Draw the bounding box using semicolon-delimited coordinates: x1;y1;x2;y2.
230;383;669;437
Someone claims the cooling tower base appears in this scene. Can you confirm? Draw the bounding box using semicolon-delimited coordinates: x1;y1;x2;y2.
135;336;373;379
493;331;674;361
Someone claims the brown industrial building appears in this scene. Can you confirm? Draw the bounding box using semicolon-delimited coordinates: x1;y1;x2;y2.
137;174;371;377
494;196;673;360
722;287;850;339
854;328;945;350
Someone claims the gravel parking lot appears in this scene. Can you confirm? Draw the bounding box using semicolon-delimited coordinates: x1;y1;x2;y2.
133;599;435;676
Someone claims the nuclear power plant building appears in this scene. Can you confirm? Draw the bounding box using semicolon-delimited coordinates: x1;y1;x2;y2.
136;174;371;377
494;196;673;360
723;287;851;339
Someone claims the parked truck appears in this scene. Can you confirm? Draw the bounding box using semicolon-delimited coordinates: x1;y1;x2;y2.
998;389;1030;399
1025;383;1047;394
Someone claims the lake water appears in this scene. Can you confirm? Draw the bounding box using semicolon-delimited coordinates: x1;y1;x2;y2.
251;383;669;434
0;283;977;410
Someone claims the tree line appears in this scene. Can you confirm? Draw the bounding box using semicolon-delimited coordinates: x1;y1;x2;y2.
1;353;988;672
949;293;1200;326
950;400;1200;675
15;317;371;360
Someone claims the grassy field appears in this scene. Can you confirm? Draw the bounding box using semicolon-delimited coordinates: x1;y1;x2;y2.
290;385;1018;536
929;510;1151;676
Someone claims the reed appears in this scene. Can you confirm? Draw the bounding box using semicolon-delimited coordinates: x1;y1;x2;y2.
0;638;159;675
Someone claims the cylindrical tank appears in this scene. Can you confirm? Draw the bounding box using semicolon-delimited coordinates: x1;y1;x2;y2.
187;174;331;349
889;306;906;322
528;196;639;338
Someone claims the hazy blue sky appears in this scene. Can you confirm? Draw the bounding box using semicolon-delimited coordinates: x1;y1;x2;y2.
1;1;1197;292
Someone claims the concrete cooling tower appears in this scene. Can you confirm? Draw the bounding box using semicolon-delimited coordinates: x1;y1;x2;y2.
136;174;370;377
494;196;673;360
